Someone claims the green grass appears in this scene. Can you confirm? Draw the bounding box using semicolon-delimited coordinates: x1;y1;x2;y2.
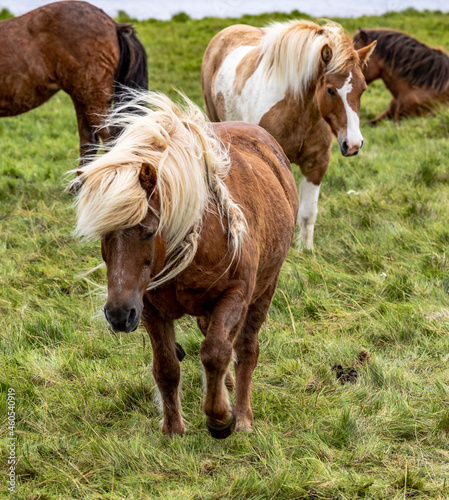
1;7;449;499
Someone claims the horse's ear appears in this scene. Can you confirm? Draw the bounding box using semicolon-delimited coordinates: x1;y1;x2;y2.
139;162;157;193
358;29;369;45
321;44;333;64
357;40;377;67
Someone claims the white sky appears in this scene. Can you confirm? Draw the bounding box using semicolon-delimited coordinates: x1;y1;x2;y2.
2;0;448;20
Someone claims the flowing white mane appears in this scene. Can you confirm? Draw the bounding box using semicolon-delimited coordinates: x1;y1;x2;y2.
72;90;247;289
259;20;356;97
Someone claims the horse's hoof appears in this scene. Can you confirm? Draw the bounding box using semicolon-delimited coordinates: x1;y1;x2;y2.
207;414;236;440
235;419;253;433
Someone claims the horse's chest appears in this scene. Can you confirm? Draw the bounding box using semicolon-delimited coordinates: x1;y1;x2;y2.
147;285;223;320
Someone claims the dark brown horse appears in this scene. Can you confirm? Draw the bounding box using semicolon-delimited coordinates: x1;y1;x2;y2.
72;91;298;439
0;1;148;162
202;20;375;250
354;28;449;124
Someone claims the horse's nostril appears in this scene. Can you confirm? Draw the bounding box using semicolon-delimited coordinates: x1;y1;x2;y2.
341;139;349;155
104;303;140;333
127;308;137;327
361;139;364;149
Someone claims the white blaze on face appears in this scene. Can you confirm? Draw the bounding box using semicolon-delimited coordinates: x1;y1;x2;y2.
336;72;363;150
215;45;286;124
110;232;127;290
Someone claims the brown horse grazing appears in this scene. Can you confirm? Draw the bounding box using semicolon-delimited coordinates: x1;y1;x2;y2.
0;1;148;162
354;28;449;124
72;91;299;439
202;20;375;250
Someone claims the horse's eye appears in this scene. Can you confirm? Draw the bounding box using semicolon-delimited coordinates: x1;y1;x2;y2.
142;229;156;240
327;87;335;96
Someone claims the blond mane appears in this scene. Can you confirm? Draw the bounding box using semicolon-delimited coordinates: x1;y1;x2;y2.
260;20;357;97
72;90;247;290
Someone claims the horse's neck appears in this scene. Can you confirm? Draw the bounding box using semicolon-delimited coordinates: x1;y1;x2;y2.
258;83;324;163
291;82;326;137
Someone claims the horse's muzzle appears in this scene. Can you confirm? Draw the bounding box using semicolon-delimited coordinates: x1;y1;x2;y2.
340;138;364;157
104;302;142;333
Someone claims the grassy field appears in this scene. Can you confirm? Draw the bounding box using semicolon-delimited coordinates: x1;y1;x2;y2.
1;6;449;499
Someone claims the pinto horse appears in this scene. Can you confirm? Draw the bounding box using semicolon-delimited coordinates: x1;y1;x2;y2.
0;1;148;162
202;20;376;250
72;91;299;438
354;28;449;124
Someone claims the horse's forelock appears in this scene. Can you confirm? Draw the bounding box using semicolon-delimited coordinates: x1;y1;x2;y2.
74;159;149;240
324;25;358;74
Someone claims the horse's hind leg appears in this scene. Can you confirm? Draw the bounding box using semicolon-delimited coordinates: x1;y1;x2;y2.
71;84;116;163
72;100;102;165
369;98;398;125
369;108;391;125
142;304;185;436
233;279;278;432
398;91;435;120
200;284;248;439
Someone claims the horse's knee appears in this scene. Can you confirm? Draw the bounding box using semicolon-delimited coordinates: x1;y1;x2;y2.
200;337;233;372
298;200;318;224
298;178;320;219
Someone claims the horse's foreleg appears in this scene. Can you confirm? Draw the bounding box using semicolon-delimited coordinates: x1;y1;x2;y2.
142;305;184;436
200;283;248;439
233;279;277;432
297;177;321;251
297;134;331;251
197;317;235;391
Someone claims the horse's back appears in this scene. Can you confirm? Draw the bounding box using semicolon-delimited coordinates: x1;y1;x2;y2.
0;1;119;116
0;2;118;68
212;121;299;239
25;1;118;62
202;25;264;121
1;1;116;41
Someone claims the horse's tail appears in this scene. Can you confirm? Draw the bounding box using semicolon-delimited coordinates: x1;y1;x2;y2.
114;24;148;104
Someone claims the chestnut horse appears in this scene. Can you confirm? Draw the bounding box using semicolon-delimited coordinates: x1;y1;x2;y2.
202;20;376;249
354;28;449;124
0;1;148;162
72;91;299;439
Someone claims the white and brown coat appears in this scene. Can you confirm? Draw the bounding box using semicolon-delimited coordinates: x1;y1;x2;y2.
202;20;375;249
